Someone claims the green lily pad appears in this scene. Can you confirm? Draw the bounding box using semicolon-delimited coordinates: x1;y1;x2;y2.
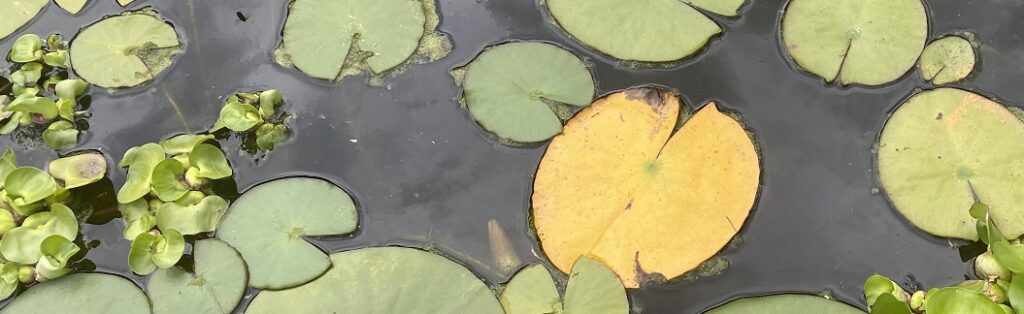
0;273;150;314
462;42;595;143
925;287;1005;314
217;177;358;289
5;167;58;205
781;0;928;85
48;152;107;189
878;88;1024;239
0;0;48;40
920;36;976;85
117;143;165;204
55;0;89;15
706;294;865;314
280;0;426;80
500;257;628;314
155;194;228;235
148;239;247;314
246;247;503;313
0;204;78;264
546;0;745;62
500;265;561;314
69;10;181;88
189;144;232;180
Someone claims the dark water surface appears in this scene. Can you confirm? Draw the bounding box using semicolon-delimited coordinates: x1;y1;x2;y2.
2;0;1024;312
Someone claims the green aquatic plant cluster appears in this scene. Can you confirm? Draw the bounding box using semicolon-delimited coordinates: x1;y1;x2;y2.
210;89;291;152
1;34;93;151
115;135;234;275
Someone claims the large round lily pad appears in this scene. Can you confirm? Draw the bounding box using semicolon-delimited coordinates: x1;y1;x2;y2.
281;0;426;80
706;294;864;314
148;239;247;314
879;88;1024;240
919;36;976;85
245;247;503;314
532;87;760;287
781;0;928;85
0;0;48;40
0;273;150;314
69;10;181;88
462;42;594;143
546;0;746;62
217;177;358;289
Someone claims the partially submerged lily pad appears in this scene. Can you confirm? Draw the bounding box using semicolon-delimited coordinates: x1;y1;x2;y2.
920;36;976;85
781;0;928;85
500;257;629;314
69;10;181;88
546;0;746;62
706;294;864;314
461;42;595;143
0;273;150;314
246;247;503;313
879;88;1024;240
217;177;358;289
148;239;247;314
0;0;48;40
47;152;107;189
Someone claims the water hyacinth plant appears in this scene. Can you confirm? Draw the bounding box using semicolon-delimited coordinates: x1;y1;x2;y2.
1;34;92;151
116;135;234;275
210;89;291;152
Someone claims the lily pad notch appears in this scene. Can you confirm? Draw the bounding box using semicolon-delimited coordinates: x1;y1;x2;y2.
919;34;977;85
69;8;182;89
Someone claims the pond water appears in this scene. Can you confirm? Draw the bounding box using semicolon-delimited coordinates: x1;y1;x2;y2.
2;0;1024;312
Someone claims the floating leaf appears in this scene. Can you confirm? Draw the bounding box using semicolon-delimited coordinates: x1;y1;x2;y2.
0;1;48;40
5;167;58;205
43;50;68;68
117;0;135;6
870;294;912;314
781;0;928;85
10;62;43;86
159;134;213;155
7;35;43;62
0;210;13;236
69;11;181;88
563;257;629;314
462;42;595;143
255;124;287;151
124;213;155;240
0;113;22;135
0;204;78;264
155;194;228;235
117;143;165;204
48;152;107;189
925;287;1005;314
42;120;80;151
258;89;282;117
920;36;976;85
546;0;745;62
281;0;426;80
500;265;561;314
128;229;184;275
189;144;232;180
1010;276;1024;313
0;148;17;185
55;0;90;15
706;294;864;314
0;264;17;300
8;94;58;119
218;177;358;289
532;87;760;287
55;79;89;100
246;247;503;313
217;101;262;132
148;239;247;314
878;88;1024;239
0;273;150;313
35;235;80;281
151;159;188;202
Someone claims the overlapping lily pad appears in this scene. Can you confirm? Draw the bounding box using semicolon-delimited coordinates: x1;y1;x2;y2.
461;42;594;143
706;294;864;313
0;0;48;40
245;247;503;313
0;273;150;314
920;36;976;85
69;10;181;88
217;177;358;289
500;257;628;314
148;239;247;314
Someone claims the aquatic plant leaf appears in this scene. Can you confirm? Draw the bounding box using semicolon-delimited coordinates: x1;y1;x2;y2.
925;287;1005;314
48;152;107;189
563;257;629;314
55;79;89;100
681;0;746;17
160;134;213;155
57;98;75;121
55;0;89;14
462;42;594;143
5;167;58;205
69;11;180;88
985;221;1024;274
10;62;43;86
920;36;976;85
217;101;262;132
218;177;358;289
35;235;80;281
546;0;739;62
43;50;68;68
706;294;864;314
152;229;185;268
189;144;231;179
255;124;287;151
869;293;912;314
500;265;562;314
117;143;165;204
42;120;79;151
0;113;22;135
148;239;247;314
0;210;14;236
246;247;502;314
0;264;17;300
0;273;149;313
0;148;17;185
151;159;188;202
0;204;78;264
781;0;928;85
155;195;228;235
281;0;426;80
8;94;58;119
6;34;43;61
258;89;282;118
124;213;155;240
878;88;1024;239
1010;276;1024;313
117;0;135;6
532;87;760;287
864;274;905;306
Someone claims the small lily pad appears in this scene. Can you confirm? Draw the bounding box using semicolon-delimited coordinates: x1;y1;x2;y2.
781;0;928;85
245;247;503;313
69;10;181;88
707;294;865;313
0;0;48;40
55;0;90;15
500;257;628;314
500;265;561;314
462;42;595;143
48;152;107;189
0;273;150;314
920;36;976;85
217;177;358;289
148;239;247;314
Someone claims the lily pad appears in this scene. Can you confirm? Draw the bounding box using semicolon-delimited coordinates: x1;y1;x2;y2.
48;152;107;189
500;265;561;314
706;294;864;314
55;0;89;15
0;273;150;314
462;42;595;143
546;0;746;62
878;88;1024;239
69;10;181;88
148;239;247;314
246;247;503;313
500;257;628;314
920;36;976;85
280;0;426;80
0;0;48;40
532;87;760;287
781;0;928;85
217;177;358;289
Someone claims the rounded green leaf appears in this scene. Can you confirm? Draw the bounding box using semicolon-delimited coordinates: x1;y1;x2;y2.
258;89;283;117
57;98;76;121
155;195;228;235
925;287;1004;314
152;159;188;202
55;0;90;15
463;42;595;143
189;144;232;180
281;0;426;80
500;265;562;314
563;257;629;314
0;2;48;40
0;210;14;236
43;50;69;68
10;62;43;87
6;34;42;61
217;101;262;132
246;247;502;313
36;235;81;281
8;94;58;119
0;113;23;135
123;213;156;240
69;11;181;88
55;79;90;100
217;177;358;289
5;167;58;205
43;121;80;151
148;239;247;314
878;88;1024;239
0;264;17;300
781;0;928;85
117;143;165;204
152;229;185;268
1010;276;1024;314
129;232;159;275
255;124;288;151
0;273;150;314
159;134;214;155
0;148;17;185
0;204;79;264
920;36;976;85
706;294;864;314
48;152;107;189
